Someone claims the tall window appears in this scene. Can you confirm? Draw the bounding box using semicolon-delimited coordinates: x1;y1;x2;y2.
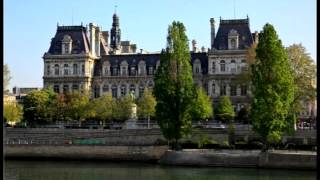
112;67;118;76
121;85;126;96
54;85;60;93
130;67;136;76
230;60;236;73
81;64;85;75
138;61;146;75
63;84;69;93
121;67;127;76
241;59;247;72
241;85;247;96
230;85;237;96
231;39;236;49
94;85;100;98
62;35;72;54
220;84;226;96
148;67;154;75
212;62;216;73
47;65;51;75
73;64;78;75
112;85;117;97
195;66;200;74
212;83;215;96
220;60;225;72
54;64;59;75
64;64;69;75
139;85;144;97
104;67;109;76
103;84;109;92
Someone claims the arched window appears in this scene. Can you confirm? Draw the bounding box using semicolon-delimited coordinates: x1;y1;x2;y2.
130;66;136;76
138;61;146;75
73;64;78;75
120;61;128;76
64;64;69;75
103;84;109;92
54;64;59;75
220;60;225;72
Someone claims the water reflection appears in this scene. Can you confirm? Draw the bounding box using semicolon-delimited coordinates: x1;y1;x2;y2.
5;160;316;180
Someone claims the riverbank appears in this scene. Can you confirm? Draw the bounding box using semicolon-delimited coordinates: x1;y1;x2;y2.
4;145;316;170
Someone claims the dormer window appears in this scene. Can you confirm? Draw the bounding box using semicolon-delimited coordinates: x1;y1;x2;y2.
228;29;239;50
62;35;72;54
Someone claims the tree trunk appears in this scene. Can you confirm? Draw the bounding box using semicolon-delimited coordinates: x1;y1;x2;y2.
147;115;150;129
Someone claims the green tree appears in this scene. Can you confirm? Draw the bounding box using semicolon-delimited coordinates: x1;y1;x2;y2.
64;91;90;124
215;96;235;123
191;87;213;121
3;64;11;94
286;44;317;114
112;95;133;122
23;88;57;126
154;21;195;150
137;88;157;128
91;93;114;123
4;103;23;125
251;24;295;150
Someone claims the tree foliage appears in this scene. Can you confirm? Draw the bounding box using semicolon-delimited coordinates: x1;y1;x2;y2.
3;64;11;94
191;87;213;121
251;24;295;149
112;95;133;122
4;103;23;124
137;88;156;120
64;91;90;122
286;43;317;113
90;93;114;122
215;96;235;123
154;21;195;149
23;88;57;125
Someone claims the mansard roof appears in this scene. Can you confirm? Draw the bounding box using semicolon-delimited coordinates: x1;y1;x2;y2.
94;52;208;76
214;18;254;50
47;25;90;54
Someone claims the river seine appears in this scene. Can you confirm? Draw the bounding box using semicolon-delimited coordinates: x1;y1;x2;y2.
5;160;316;180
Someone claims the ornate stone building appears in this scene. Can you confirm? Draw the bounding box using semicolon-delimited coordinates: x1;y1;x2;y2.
43;14;258;113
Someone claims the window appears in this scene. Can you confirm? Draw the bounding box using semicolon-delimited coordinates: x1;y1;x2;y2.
54;64;59;75
241;85;247;96
212;62;216;73
81;64;85;75
220;84;226;96
220;60;225;72
104;67;109;76
62;35;72;54
64;64;69;75
212;83;215;95
241;59;248;72
63;84;69;93
148;67;154;75
121;67;127;76
195;66;200;74
72;84;79;92
121;85;126;96
47;65;51;75
139;61;146;75
129;84;136;94
112;85;117;97
139;85;144;97
54;85;60;93
73;64;78;75
112;67;118;76
230;60;236;73
130;67;136;76
103;84;109;92
230;85;237;96
231;39;236;49
94;85;100;98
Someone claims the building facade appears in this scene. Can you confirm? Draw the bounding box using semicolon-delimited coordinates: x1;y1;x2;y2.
43;14;258;114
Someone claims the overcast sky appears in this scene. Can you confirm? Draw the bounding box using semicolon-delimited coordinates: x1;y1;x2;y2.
4;0;316;91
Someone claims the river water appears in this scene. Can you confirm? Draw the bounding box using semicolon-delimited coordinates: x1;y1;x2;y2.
5;160;316;180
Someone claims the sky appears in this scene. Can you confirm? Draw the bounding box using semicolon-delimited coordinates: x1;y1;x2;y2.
4;0;317;91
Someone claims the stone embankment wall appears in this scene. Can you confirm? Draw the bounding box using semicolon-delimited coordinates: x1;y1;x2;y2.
5;145;169;162
159;150;316;170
